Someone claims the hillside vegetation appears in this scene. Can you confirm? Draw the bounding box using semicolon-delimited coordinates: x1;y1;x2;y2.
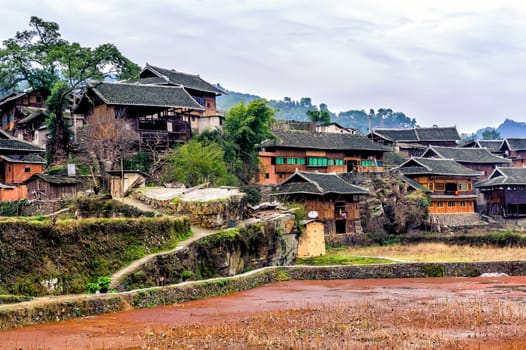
0;217;190;296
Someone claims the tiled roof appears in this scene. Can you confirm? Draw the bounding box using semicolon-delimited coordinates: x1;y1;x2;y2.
502;138;526;151
371;126;460;142
141;64;224;95
274;170;369;195
0;92;26;106
89;82;204;110
0;183;16;189
23;173;80;185
397;158;482;177
401;175;431;193
422;146;510;164
17;110;47;124
477;140;503;152
0;153;46;164
0;139;45;152
476;167;526;188
0;129;12;139
260;130;390;152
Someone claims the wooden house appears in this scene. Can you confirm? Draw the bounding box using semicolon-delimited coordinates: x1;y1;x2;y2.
0;90;47;132
368;126;461;157
421;146;511;180
257;130;390;185
460;139;503;155
23;174;81;200
476;167;526;217
73;81;205;148
273;170;369;235
107;170;148;198
397;158;481;214
0;133;46;201
132;64;225;134
499;138;526;167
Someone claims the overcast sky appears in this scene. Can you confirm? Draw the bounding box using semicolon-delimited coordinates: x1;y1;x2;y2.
2;0;526;134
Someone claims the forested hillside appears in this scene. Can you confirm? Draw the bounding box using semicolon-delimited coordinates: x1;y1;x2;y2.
217;89;416;134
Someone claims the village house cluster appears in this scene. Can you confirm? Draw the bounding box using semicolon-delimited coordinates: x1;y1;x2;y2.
1;64;526;241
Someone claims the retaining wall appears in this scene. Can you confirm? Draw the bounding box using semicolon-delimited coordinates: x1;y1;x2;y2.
2;260;526;330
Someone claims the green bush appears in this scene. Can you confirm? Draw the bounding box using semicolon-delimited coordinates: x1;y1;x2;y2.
240;185;261;206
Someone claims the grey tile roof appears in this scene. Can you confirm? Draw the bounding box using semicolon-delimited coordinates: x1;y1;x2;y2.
477;140;504;152
0;183;16;189
476;167;526;188
0;92;26;106
422;146;511;164
142;64;224;95
90;82;204;110
260;130;390;152
0;139;45;152
401;175;431;193
397;158;482;177
502;138;526;151
0;129;12;139
274;170;369;195
0;153;46;164
371;126;460;142
23;173;80;185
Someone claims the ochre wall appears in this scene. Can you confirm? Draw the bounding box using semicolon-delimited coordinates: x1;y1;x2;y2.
297;221;326;258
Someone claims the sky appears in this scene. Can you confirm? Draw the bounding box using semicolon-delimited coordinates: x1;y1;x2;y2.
2;0;526;134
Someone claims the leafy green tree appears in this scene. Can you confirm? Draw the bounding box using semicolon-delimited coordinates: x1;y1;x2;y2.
162;140;234;187
0;16;139;165
482;129;501;140
224;99;275;183
306;109;331;126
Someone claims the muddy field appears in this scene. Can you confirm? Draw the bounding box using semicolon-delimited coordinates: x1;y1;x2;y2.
2;276;526;349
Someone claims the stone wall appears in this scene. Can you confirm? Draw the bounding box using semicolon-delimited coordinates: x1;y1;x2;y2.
131;191;247;229
2;260;526;330
117;213;299;291
19;200;66;216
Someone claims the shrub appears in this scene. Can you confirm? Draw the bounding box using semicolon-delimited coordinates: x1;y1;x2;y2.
241;185;261;206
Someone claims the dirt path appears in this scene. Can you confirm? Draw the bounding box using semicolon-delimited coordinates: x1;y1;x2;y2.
2;276;526;350
108;198;221;289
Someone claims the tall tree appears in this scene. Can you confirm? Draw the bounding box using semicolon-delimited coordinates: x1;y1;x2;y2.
0;16;139;165
224;99;275;183
482;129;501;140
162;140;234;187
306;109;331;126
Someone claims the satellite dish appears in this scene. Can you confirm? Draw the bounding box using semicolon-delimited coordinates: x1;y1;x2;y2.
307;211;318;219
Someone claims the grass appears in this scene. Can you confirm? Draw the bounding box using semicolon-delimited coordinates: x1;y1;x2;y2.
344;242;526;262
297;252;393;266
138;297;526;349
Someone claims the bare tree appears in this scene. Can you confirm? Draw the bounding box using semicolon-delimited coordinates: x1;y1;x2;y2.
86;105;139;176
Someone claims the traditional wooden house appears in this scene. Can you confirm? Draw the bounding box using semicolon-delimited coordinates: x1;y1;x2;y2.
397;158;481;214
499;138;526;167
130;64;225;134
273;170;369;235
0;134;46;201
0;90;47;140
257;130;390;185
476;167;526;217
73;81;205;148
23;174;81;200
460;139;503;155
421;146;511;180
368;126;461;157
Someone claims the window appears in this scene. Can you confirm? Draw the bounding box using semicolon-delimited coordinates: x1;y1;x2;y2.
308;158;328;167
458;183;468;191
276;157;285;164
460;201;466;207
448;201;456;208
436;201;444;208
265;173;269;179
25;167;31;173
434;183;445;191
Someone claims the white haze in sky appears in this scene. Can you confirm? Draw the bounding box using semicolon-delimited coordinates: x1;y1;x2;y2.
2;0;526;133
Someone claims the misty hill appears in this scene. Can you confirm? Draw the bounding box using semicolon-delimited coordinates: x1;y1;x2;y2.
475;119;526;139
217;89;416;134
